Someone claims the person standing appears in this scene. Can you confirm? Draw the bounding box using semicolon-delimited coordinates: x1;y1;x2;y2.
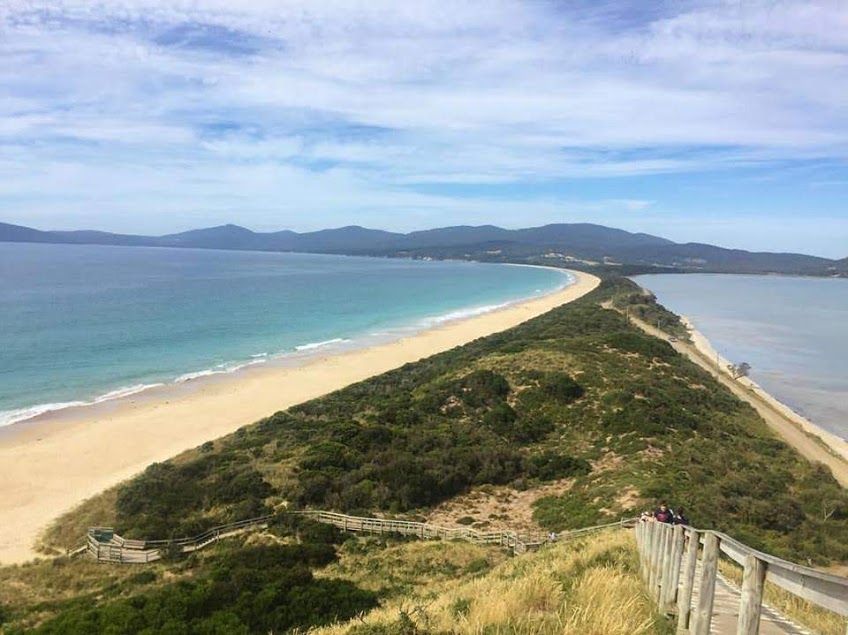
654;502;674;524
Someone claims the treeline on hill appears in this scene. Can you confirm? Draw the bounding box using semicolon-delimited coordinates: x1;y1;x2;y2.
609;287;690;339
57;278;848;565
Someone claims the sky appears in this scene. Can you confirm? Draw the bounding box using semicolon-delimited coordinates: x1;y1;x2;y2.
1;1;847;257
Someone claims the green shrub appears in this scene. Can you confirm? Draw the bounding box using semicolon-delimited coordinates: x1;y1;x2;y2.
526;452;591;481
533;492;608;531
538;372;584;403
29;544;377;635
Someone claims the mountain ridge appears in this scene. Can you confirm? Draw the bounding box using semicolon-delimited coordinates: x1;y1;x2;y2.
1;220;845;276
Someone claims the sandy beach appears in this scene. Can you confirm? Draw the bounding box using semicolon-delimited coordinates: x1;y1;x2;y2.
623;308;848;488
0;269;599;565
682;317;848;466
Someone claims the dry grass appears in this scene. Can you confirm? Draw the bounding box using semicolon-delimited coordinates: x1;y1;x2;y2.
424;481;574;535
312;529;669;635
0;554;175;631
37;487;119;555
316;538;507;597
719;560;847;635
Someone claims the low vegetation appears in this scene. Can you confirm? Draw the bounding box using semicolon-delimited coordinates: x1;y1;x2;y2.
610;288;690;340
4;275;847;633
312;529;670;635
51;276;846;563
3;519;378;634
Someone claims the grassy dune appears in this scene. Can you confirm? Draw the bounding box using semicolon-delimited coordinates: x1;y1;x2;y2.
312;529;669;635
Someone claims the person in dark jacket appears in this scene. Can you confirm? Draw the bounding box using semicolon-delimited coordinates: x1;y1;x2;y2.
654;502;674;524
674;508;690;526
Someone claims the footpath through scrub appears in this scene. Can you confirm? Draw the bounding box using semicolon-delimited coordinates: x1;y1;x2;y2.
82;507;848;633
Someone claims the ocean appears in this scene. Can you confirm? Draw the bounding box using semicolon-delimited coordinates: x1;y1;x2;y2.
0;243;570;427
635;273;848;440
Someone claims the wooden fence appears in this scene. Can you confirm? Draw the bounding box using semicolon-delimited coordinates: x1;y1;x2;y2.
86;515;275;563
634;520;848;634
85;510;634;564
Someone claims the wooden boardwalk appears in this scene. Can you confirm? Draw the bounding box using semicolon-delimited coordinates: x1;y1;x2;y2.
84;510;604;564
635;521;847;635
84;512;846;634
691;563;811;635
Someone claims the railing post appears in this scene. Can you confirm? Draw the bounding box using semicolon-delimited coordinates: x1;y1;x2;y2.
652;522;664;593
677;528;699;633
648;523;662;597
655;523;670;601
736;554;767;635
662;524;685;613
634;523;642;571
660;523;676;608
693;532;720;635
648;522;660;590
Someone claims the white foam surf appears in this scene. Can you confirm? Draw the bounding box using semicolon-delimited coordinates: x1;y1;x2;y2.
294;338;350;352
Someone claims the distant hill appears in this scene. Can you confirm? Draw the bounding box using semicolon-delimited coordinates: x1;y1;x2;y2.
1;220;845;276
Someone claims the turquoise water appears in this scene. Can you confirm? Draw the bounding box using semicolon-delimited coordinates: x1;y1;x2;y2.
635;274;848;440
0;243;570;426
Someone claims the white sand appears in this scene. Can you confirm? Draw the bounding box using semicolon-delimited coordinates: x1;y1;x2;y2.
0;270;599;564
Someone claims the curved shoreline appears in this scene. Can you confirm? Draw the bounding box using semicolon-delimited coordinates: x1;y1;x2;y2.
0;268;599;565
0;262;571;430
620;303;848;488
681;316;848;465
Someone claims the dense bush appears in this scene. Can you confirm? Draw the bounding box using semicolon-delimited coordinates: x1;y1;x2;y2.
103;275;848;565
22;537;376;635
526;452;591;481
602;331;676;360
537;372;585;403
611;288;689;338
115;459;273;538
295;420;526;511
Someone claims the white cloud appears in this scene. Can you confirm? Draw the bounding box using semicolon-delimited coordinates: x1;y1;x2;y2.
0;1;846;235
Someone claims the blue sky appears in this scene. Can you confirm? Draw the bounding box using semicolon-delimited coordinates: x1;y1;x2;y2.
1;1;847;257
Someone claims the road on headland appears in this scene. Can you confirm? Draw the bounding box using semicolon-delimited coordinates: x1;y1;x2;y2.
610;303;848;488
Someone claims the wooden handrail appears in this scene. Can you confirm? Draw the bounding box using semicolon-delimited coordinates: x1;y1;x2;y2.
84;511;636;564
634;521;848;635
707;529;848;616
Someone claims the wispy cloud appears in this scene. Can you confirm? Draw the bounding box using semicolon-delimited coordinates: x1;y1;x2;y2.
1;1;846;236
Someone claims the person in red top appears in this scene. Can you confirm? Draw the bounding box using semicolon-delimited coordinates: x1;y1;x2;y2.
654;502;674;524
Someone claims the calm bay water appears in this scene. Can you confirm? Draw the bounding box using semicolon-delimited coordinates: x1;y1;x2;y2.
0;243;570;426
636;274;848;440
